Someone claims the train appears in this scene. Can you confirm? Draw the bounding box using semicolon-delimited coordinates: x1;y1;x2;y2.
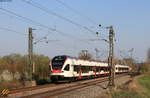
49;55;130;82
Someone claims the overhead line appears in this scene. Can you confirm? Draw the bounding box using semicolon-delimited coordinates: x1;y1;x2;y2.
0;8;55;31
0;27;27;36
55;0;97;25
56;0;108;40
0;7;91;45
0;7;77;39
22;0;96;35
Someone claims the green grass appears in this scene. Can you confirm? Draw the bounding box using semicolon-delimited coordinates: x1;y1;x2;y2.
138;74;150;97
111;90;143;98
111;74;150;98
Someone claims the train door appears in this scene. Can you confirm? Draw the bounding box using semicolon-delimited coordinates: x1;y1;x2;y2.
71;59;75;77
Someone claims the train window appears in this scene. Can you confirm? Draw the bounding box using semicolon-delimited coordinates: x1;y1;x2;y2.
74;65;80;73
89;66;92;71
51;56;66;69
84;66;88;71
74;65;91;73
103;67;107;72
74;65;77;72
100;67;104;71
64;64;70;71
96;67;99;72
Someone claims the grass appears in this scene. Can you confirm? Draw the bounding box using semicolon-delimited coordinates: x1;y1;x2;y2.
138;74;150;97
111;74;150;98
111;90;142;98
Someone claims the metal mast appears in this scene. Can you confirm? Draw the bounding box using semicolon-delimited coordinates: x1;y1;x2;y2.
107;26;115;87
28;27;33;81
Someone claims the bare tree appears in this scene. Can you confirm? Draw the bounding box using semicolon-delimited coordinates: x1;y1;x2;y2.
78;50;93;60
122;58;137;72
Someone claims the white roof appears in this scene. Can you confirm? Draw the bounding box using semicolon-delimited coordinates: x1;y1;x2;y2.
73;59;108;67
69;58;129;68
115;64;129;68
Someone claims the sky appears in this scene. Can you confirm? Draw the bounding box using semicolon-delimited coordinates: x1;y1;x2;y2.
0;0;150;61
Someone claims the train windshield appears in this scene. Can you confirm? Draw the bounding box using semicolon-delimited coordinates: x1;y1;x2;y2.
51;56;66;70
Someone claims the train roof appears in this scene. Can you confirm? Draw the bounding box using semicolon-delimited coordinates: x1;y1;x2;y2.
53;55;129;67
53;55;78;59
115;65;129;68
54;55;105;63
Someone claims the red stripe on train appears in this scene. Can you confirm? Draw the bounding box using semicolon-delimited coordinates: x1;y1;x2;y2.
52;69;62;73
79;72;82;79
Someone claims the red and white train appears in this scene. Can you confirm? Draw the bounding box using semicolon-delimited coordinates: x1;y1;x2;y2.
49;55;130;82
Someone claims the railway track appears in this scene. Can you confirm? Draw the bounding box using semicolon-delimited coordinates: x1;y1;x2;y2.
10;83;62;94
9;73;128;98
8;82;67;97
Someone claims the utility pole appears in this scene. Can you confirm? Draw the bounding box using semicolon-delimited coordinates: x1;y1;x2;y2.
97;25;115;87
28;27;33;81
107;26;115;87
27;27;37;87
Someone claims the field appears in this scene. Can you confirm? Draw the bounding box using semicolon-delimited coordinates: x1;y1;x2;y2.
111;74;150;98
138;74;150;97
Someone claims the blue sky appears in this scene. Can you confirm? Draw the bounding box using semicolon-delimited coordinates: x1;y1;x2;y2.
0;0;150;61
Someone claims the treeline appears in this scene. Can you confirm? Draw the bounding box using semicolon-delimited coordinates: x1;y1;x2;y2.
0;49;150;83
0;53;50;83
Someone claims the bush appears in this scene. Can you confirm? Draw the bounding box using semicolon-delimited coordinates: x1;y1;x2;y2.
140;63;149;73
0;53;51;87
36;78;51;85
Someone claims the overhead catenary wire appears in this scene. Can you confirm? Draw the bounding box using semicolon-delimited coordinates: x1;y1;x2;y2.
0;7;78;39
55;0;97;25
56;0;108;41
55;0;108;39
22;0;97;35
0;2;105;58
0;8;54;31
0;7;91;45
0;27;27;36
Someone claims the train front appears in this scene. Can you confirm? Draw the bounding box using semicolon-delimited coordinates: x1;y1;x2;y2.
49;55;72;82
